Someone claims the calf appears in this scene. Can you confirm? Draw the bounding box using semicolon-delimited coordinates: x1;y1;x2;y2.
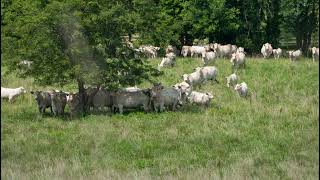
30;91;52;114
272;48;282;59
234;82;248;97
225;73;238;87
187;91;213;107
288;49;302;61
1;87;26;103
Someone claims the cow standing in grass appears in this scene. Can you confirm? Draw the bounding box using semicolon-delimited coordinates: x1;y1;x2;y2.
1;87;26;103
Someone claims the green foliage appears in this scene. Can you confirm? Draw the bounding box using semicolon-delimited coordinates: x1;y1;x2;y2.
1;0;159;88
281;0;319;52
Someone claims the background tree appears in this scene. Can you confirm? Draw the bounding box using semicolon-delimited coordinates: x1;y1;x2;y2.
281;0;319;54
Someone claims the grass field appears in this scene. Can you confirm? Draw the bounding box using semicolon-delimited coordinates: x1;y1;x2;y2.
1;57;319;179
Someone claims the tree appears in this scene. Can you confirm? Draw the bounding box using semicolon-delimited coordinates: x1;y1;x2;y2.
1;0;159;114
224;0;282;53
281;0;319;53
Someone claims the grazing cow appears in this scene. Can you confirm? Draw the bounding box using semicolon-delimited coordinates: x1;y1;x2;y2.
30;91;52;114
261;43;273;59
187;91;214;107
202;51;217;65
288;49;302;61
190;46;206;58
230;52;246;72
272;48;282;59
213;43;232;58
225;73;238;87
311;47;319;62
151;83;183;112
181;46;191;57
194;66;219;84
1;87;26;103
50;91;67;116
111;89;151;114
182;68;204;89
234;82;248;97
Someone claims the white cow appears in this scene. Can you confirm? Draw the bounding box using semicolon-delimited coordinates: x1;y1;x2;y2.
311;47;319;62
187;91;214;107
272;48;282;59
190;46;206;58
1;87;26;103
234;82;248;97
182;69;204;89
213;43;232;58
231;45;238;53
181;46;191;57
17;60;33;68
122;86;141;92
261;43;273;59
173;81;192;96
225;73;238;87
230;52;246;72
202;51;217;65
194;66;219;83
236;47;245;53
137;45;160;58
288;49;302;61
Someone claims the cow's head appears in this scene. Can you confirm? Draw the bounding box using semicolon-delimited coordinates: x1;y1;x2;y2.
19;87;26;93
205;92;214;99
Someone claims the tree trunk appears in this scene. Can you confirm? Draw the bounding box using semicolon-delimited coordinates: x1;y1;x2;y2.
128;33;132;42
77;78;87;114
296;32;302;49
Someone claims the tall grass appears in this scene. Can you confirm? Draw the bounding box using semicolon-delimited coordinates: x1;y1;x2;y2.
1;57;319;179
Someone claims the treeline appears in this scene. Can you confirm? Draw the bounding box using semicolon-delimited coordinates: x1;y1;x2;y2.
2;0;319;55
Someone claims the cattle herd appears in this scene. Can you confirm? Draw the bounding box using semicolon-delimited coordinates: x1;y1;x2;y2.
1;43;319;118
